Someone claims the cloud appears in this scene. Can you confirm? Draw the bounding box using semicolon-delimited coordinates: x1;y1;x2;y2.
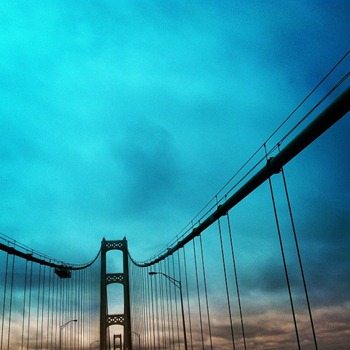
111;119;182;215
0;2;349;347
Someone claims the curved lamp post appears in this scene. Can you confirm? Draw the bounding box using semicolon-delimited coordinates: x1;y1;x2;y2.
59;319;77;350
149;271;188;350
130;331;141;349
90;339;99;349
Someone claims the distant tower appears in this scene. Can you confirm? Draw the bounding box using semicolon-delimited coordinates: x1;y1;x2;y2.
100;238;132;350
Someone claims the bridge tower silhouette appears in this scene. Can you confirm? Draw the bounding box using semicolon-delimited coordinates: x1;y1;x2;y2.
100;238;132;350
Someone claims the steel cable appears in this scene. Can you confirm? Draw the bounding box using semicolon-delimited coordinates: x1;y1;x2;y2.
217;212;236;350
226;210;247;350
193;239;205;350
1;252;9;350
21;259;28;350
183;246;194;350
7;254;15;350
171;255;181;350
280;166;319;349
199;235;213;349
265;145;301;350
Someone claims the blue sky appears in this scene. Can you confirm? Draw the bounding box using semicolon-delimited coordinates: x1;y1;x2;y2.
0;0;348;259
0;2;349;346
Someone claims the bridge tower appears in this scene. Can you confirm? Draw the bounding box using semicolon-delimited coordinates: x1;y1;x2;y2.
100;238;132;350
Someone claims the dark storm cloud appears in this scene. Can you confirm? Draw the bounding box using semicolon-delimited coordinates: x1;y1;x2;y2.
111;120;183;216
230;197;350;309
0;2;349;349
0;0;348;285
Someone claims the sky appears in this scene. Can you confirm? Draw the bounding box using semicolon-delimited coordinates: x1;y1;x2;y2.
0;1;349;347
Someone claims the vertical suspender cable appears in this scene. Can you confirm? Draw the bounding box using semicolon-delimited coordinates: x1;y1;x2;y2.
130;263;134;347
7;253;15;350
171;255;180;350
265;146;301;350
82;269;86;349
85;268;88;348
54;274;58;348
27;261;33;350
50;268;55;350
183;247;194;350
88;268;91;347
59;276;63;346
139;266;143;348
144;268;150;349
74;271;78;349
81;269;86;349
193;239;205;350
139;267;143;348
145;267;152;349
217;199;236;350
57;273;60;348
90;267;94;347
1;252;9;350
226;210;247;350
81;269;83;349
167;258;175;349
76;270;79;349
35;264;42;349
177;249;187;350
199;235;213;349
130;262;134;339
281;166;318;349
135;264;139;338
150;268;156;350
84;268;87;348
21;259;29;350
159;262;167;350
76;271;79;349
40;266;46;349
162;265;168;350
138;267;142;346
163;259;172;349
47;266;52;349
147;266;151;350
80;269;83;348
52;270;56;349
154;268;160;348
64;273;68;348
75;269;77;347
135;266;138;346
138;267;143;347
89;267;91;346
145;267;150;349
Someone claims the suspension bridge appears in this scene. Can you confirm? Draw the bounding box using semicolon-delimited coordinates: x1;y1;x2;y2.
1;65;349;349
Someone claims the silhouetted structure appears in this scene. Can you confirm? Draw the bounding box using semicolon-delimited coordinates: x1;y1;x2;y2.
100;238;132;350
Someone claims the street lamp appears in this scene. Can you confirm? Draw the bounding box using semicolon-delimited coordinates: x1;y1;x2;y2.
130;331;141;349
149;271;188;350
90;339;99;349
59;319;77;350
